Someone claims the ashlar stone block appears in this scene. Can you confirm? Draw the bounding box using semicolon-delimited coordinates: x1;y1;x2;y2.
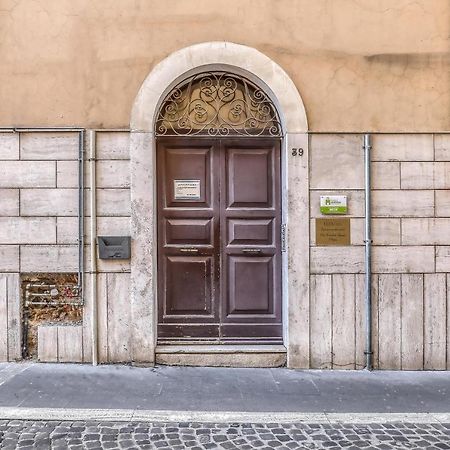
310;134;364;189
435;134;450;161
20;245;78;272
401;162;450;189
372;218;401;245
436;190;450;217
402;218;450;245
56;217;78;244
20;132;78;160
400;162;434;189
37;326;58;362
97;160;130;188
372;162;400;189
0;133;19;160
0;189;19;216
57;161;79;188
372;134;434;161
96;132;130;159
0;217;56;244
97;189;131;216
372;190;434;217
435;162;450;189
372;246;435;273
21;189;78;216
310;246;364;274
0;161;55;188
436;247;450;272
0;246;19;272
57;326;83;362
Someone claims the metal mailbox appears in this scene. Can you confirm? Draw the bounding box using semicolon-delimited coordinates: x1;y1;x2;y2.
97;236;131;260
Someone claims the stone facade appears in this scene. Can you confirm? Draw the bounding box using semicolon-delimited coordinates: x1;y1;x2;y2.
0;129;448;369
0;131;132;363
309;134;450;370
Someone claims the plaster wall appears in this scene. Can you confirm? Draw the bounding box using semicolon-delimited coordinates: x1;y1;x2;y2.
0;0;449;131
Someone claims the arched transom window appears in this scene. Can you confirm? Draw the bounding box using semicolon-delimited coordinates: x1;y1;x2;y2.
155;71;282;137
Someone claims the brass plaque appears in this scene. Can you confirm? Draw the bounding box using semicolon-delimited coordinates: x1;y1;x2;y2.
316;218;350;246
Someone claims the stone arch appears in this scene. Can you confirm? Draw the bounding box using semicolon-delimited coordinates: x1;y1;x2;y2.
130;42;307;132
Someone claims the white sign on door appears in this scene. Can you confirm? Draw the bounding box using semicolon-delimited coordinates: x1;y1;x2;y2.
174;179;201;200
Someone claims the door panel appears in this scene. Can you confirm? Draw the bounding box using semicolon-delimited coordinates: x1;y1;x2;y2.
227;149;272;207
157;139;219;341
164;256;214;316
165;219;213;246
227;219;273;245
227;256;273;314
157;137;282;343
220;139;282;341
164;147;213;208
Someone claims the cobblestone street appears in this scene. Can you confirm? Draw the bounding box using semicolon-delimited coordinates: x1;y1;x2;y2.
1;419;450;450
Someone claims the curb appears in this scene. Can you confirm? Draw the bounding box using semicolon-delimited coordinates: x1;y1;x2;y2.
0;408;449;424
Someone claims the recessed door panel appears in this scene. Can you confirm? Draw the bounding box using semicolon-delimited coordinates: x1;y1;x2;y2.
227;149;272;208
164;147;212;208
164;256;214;317
165;218;213;246
227;256;274;315
228;219;273;246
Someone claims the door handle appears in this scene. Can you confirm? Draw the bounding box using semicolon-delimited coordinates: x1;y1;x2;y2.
179;248;199;253
242;248;262;253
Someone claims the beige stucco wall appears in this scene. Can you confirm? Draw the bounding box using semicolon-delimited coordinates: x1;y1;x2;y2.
0;0;449;131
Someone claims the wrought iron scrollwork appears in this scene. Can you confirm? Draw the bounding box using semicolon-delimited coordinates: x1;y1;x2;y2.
155;72;282;137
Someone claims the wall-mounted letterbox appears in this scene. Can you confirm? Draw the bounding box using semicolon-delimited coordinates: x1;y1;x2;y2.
97;236;131;260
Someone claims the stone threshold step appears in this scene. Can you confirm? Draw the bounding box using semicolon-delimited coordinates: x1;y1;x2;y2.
155;345;287;367
156;345;287;354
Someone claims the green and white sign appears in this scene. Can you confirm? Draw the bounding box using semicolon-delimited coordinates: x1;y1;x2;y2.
320;195;348;214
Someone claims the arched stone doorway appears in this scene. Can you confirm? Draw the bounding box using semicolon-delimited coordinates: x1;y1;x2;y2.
156;71;283;344
129;42;309;368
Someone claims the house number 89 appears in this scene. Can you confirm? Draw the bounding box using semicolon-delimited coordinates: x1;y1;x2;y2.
291;148;304;157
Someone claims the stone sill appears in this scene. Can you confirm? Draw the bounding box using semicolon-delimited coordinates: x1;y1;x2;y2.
156;345;287;354
155;345;287;367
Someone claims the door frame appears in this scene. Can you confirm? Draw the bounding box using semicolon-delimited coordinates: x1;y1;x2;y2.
129;42;309;368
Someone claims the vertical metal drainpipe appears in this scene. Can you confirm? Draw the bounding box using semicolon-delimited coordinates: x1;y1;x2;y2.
78;130;85;302
88;130;99;366
363;133;373;370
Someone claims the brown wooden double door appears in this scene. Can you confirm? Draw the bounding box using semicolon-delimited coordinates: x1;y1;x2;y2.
157;137;282;344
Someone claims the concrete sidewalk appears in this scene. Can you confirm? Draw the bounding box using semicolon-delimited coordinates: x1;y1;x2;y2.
0;362;449;420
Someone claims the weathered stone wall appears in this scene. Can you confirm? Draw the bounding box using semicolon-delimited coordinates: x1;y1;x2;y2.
309;134;450;369
0;131;132;363
1;131;449;369
0;0;448;131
